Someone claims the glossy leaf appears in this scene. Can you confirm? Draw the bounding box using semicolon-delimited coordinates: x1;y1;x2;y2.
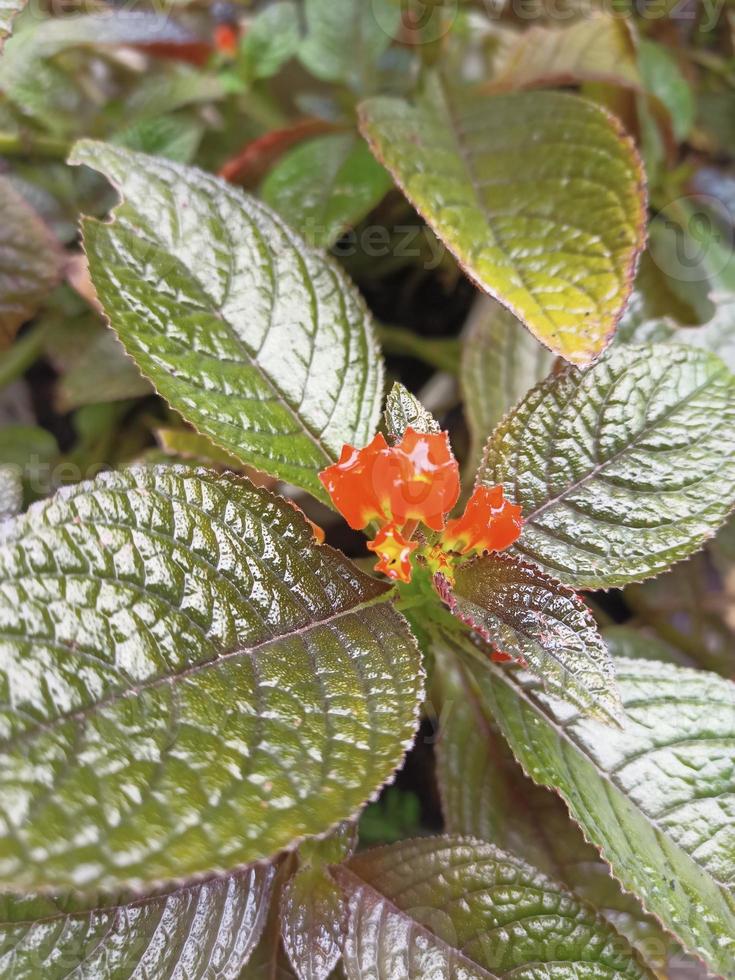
479;343;735;588
0;176;62;348
0;864;275;979
281;824;355;980
461;297;554;473
438;553;622;723
0;468;21;521
433;649;669;971
69;140;384;503
383;381;440;443
299;0;399;90
261;134;391;249
491;13;640;92
336;836;652;979
0;466;422;891
477;654;735;975
359;74;646;365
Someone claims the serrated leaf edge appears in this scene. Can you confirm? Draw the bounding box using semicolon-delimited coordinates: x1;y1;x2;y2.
358;83;648;367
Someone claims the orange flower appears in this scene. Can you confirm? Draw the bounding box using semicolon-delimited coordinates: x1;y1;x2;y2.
319;428;460;533
319;433;390;530
367;524;418;583
372;428;460;532
442;485;523;555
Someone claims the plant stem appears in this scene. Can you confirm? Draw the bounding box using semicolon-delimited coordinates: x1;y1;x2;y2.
0;320;51;390
0;132;70;159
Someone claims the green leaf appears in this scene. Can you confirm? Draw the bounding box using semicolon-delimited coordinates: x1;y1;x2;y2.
461;297;554;474
299;0;399;90
0;176;62;348
0;864;275;978
358;787;422;846
240;1;300;83
359;74;647;365
0;13;202;129
491;13;640;92
433;649;669;972
0;468;21;521
0;0;24;50
638;40;694;143
45;314;152;412
474;653;735;975
602;625;689;666
112;114;204;164
383;381;440;443
625;552;735;677
336;836;653;979
0;466;422;891
281;824;355;980
479;343;735;588
69;140;384;504
261;134;391;250
437;554;622;723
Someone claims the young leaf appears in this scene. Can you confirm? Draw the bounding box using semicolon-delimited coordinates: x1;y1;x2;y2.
280;824;355;980
299;0;399;90
490;13;640;93
261;134;391;249
0;176;62;348
433;650;670;972
359;74;646;365
461;297;554;472
479;343;735;588
0;466;422;891
69;140;384;504
383;381;440;443
436;554;622;724
475;654;735;975
336;836;653;979
0;864;275;979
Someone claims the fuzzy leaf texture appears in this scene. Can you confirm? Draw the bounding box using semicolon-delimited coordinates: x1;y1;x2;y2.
439;554;622;724
69;140;384;504
0;864;275;978
336;836;652;979
473;653;735;975
479;343;735;588
0;466;422;891
359;74;646;365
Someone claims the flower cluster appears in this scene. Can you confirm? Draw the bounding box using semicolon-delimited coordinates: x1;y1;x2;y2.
319;428;522;583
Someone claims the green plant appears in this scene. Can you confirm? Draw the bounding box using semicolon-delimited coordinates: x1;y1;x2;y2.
0;1;734;977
